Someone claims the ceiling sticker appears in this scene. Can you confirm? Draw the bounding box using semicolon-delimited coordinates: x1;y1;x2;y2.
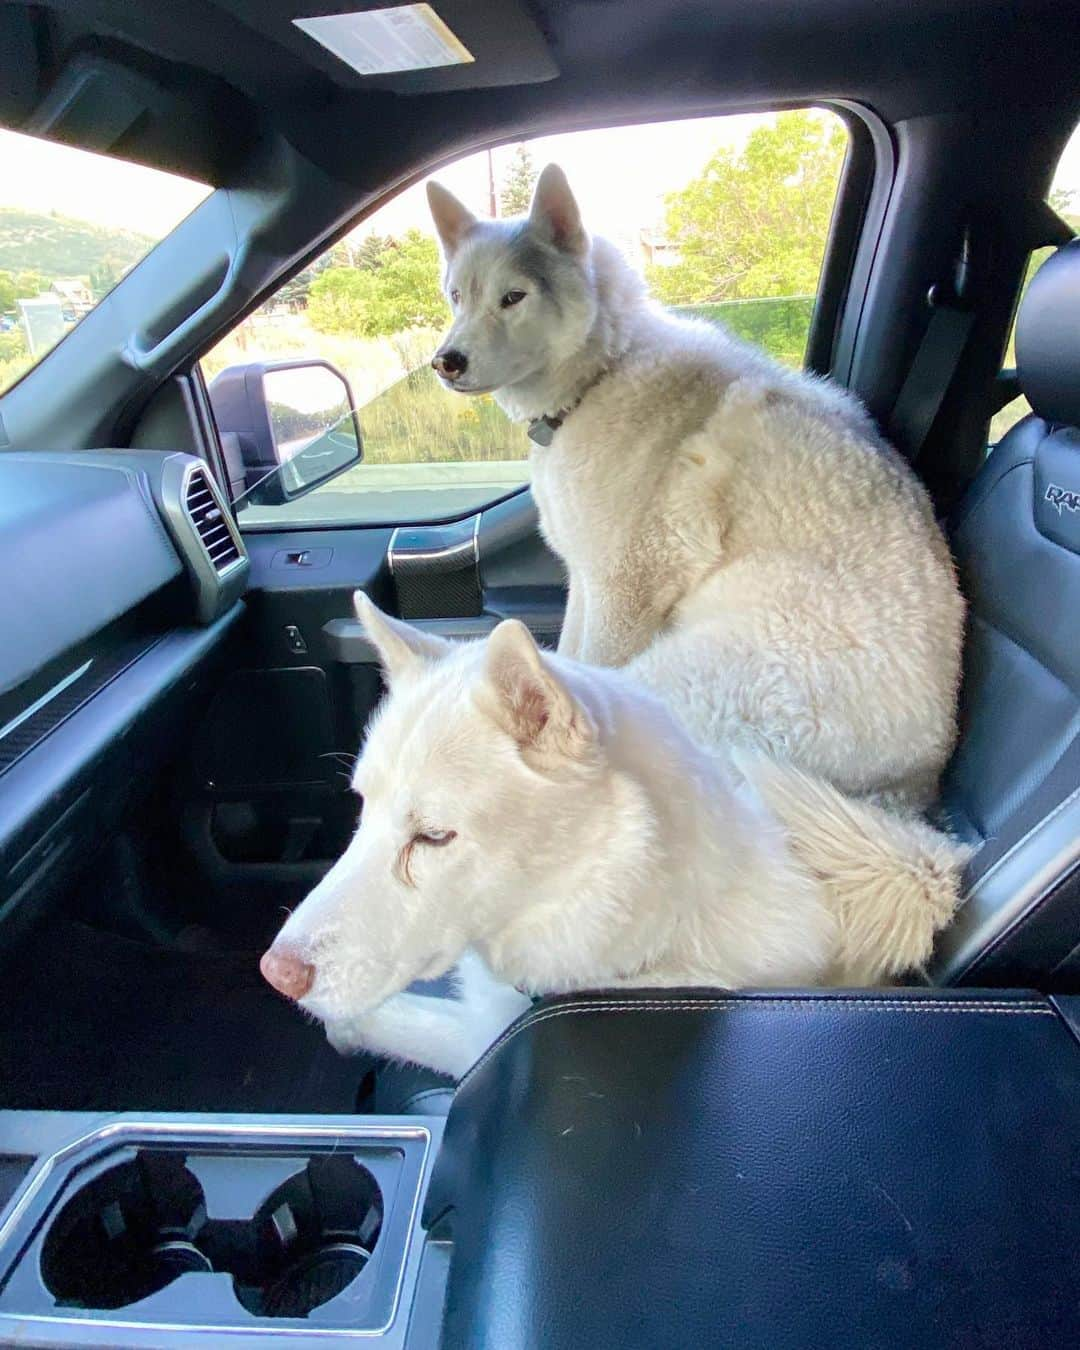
293;5;474;76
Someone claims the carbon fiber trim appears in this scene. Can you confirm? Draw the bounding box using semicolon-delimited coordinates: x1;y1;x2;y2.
0;636;162;777
388;516;482;619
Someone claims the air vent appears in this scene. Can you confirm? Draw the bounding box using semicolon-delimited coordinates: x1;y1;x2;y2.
184;467;241;574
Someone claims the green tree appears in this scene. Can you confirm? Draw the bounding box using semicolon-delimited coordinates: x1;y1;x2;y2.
647;111;847;306
499;144;538;217
0;327;28;361
353;233;397;270
277;269;313;311
305;267;368;333
89;260;119;300
12;270;46;299
307;230;446;337
0;269;49;313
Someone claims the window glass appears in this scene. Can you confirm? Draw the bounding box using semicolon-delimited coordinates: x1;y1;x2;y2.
0;130;211;397
989;122;1080;445
202;108;849;528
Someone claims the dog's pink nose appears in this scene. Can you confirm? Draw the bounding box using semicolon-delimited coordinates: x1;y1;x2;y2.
260;945;315;1000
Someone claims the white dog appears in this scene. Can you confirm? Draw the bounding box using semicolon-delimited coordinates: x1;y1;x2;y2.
427;166;965;810
260;596;968;1079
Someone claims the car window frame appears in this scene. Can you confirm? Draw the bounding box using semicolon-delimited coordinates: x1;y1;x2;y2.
197;100;877;535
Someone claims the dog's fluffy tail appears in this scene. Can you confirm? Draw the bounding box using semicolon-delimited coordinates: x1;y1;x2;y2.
738;753;972;985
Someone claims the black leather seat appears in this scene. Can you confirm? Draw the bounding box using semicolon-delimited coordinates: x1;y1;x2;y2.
427;987;1080;1349
932;238;1080;986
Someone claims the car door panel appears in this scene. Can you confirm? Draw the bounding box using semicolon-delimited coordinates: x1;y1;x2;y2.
183;486;565;894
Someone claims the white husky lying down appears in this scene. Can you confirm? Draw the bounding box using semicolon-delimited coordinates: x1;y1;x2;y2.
426;165;965;809
260;596;969;1079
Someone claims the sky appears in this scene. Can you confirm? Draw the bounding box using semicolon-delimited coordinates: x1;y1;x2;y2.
1;110;1078;247
359;110;1080;241
0;129;211;237
355;113;781;244
0;112;774;246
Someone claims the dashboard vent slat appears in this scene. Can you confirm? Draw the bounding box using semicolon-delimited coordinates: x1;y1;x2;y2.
183;467;241;575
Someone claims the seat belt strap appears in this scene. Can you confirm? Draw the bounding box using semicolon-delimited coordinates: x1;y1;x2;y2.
888;204;1074;465
888;298;975;464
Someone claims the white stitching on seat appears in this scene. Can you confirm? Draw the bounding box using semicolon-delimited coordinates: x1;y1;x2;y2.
457;996;1055;1091
404;1087;454;1110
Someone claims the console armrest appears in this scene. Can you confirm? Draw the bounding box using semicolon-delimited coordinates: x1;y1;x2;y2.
425;988;1080;1349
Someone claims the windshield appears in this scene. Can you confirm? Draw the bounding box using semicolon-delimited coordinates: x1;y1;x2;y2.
0;129;211;397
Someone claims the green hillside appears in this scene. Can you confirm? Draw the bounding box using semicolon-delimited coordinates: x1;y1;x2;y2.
0;208;153;284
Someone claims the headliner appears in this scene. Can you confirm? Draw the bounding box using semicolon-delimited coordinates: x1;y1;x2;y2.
1;0;1078;189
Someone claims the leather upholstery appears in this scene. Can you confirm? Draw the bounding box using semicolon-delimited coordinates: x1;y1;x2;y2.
373;1062;454;1115
1016;238;1080;427
426;988;1080;1350
932;242;1080;986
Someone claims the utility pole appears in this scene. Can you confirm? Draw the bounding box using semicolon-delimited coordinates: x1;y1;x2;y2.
487;148;498;218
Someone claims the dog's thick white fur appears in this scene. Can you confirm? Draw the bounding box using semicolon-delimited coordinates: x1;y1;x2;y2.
262;596;969;1079
427;166;965;809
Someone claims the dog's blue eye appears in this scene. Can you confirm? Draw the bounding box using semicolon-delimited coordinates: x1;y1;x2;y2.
450;289;461;305
415;829;457;848
501;290;527;308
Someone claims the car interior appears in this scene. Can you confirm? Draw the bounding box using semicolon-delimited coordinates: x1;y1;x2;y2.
1;0;1079;1345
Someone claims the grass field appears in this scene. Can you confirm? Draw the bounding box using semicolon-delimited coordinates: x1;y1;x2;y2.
205;295;821;473
203;314;531;468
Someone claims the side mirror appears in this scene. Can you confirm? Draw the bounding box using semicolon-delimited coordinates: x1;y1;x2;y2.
208;359;363;506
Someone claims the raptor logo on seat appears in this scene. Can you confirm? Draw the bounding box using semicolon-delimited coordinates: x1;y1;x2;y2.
1045;483;1080;515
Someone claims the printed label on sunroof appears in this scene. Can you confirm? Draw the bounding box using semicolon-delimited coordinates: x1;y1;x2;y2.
293;5;474;75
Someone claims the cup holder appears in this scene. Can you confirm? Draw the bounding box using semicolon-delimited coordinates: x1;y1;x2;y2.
41;1149;384;1319
41;1152;208;1309
207;1153;384;1318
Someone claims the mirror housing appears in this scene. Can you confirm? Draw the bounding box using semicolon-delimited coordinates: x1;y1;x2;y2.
208;359;362;506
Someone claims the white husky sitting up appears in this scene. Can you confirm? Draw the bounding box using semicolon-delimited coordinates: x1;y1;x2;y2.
260;596;969;1080
426;166;965;810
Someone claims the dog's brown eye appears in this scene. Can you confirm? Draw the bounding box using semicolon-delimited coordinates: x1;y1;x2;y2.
415;829;457;848
501;289;526;308
450;289;461;304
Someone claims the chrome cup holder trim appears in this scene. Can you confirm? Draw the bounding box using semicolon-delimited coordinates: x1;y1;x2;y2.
0;1117;433;1342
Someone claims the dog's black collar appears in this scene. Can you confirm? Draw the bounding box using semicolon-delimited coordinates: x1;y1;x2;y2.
526;368;610;447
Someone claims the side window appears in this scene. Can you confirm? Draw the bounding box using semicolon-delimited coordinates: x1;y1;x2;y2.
989;121;1080;446
0;130;209;398
203;108;848;529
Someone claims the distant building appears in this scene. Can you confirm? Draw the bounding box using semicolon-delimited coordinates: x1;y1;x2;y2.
50;277;94;320
634;188;683;268
639;224;680;268
18;295;65;356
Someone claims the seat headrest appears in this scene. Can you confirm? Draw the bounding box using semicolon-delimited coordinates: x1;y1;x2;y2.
1016;237;1080;428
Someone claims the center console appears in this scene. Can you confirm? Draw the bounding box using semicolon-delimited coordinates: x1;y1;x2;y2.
4;988;1080;1348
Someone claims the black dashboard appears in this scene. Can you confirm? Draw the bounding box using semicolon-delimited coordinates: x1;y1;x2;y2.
0;449;249;933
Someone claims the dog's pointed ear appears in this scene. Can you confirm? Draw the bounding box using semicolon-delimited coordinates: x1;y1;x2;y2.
426;180;477;256
355;591;451;683
529;164;587;257
477;619;594;764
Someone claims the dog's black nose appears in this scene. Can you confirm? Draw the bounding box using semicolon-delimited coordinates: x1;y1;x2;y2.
432;348;468;378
